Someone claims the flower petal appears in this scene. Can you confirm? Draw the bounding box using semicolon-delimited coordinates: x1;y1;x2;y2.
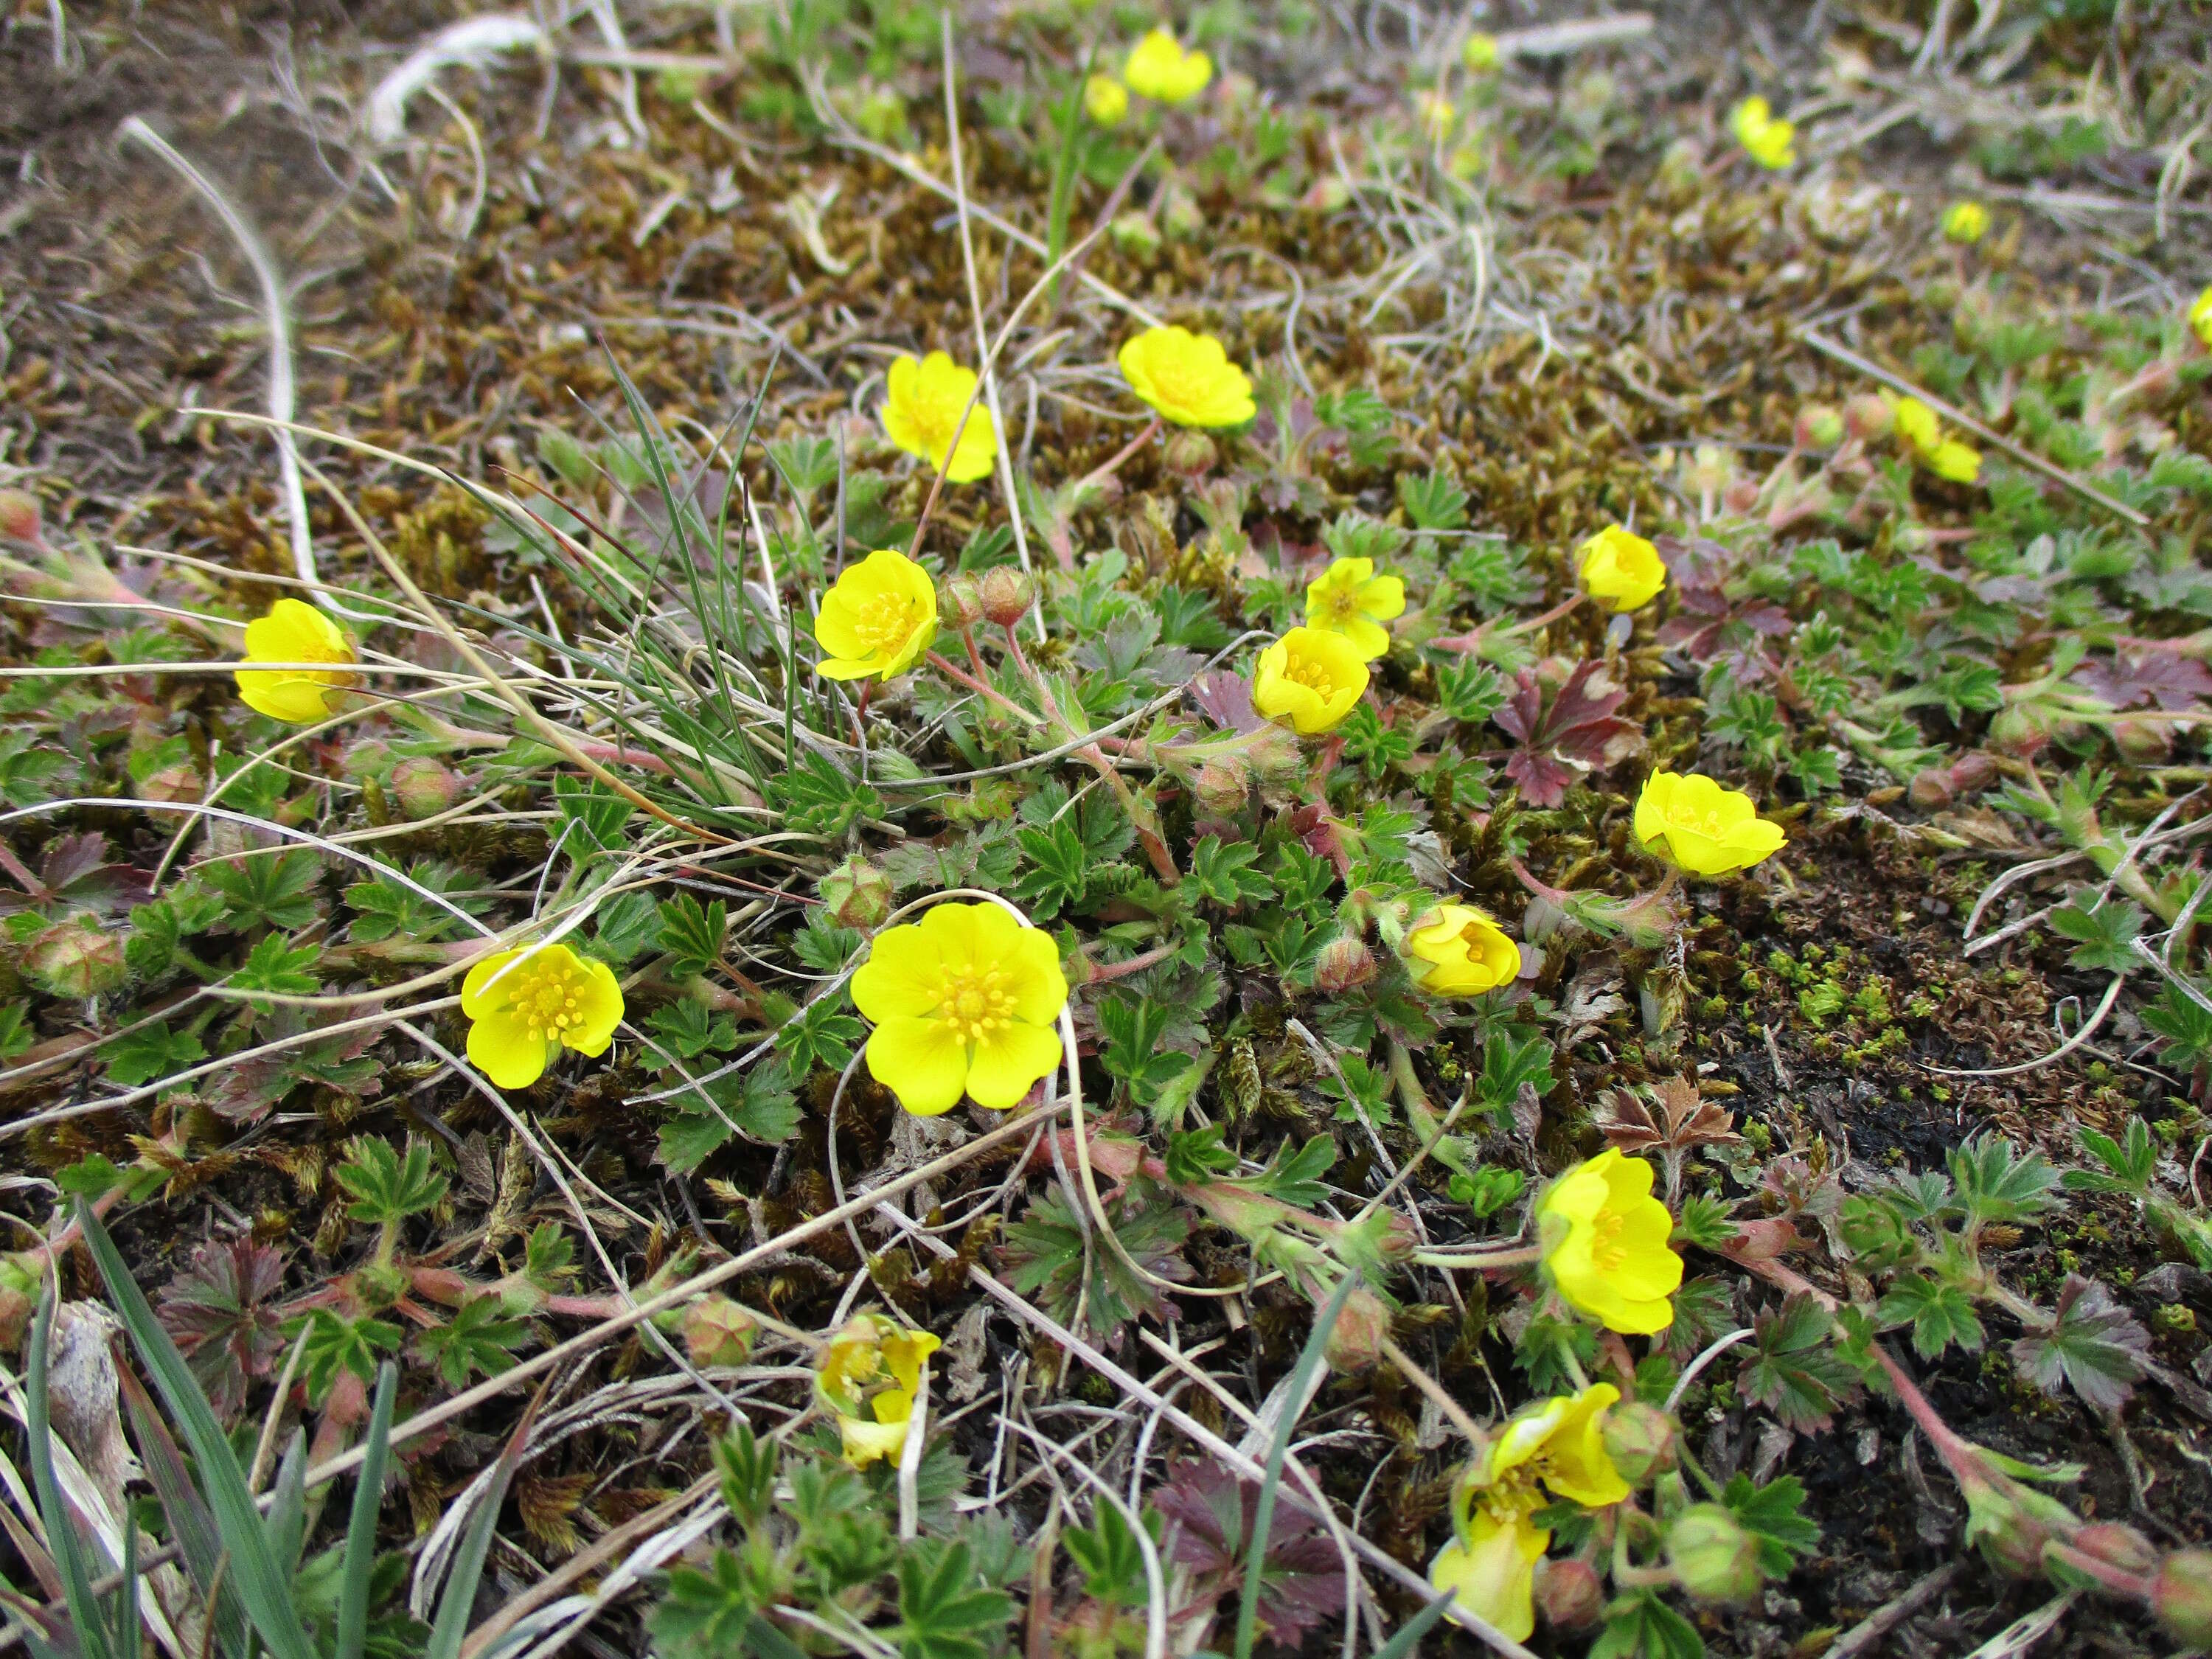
965;1020;1062;1109
852;923;946;1022
468;1012;555;1091
866;1015;968;1115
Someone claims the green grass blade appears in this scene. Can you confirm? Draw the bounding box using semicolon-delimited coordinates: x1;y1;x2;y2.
1232;1273;1354;1659
422;1392;538;1659
112;1512;136;1659
1370;1590;1455;1659
24;1290;116;1659
74;1202;317;1659
335;1364;397;1659
116;1366;248;1659
266;1428;308;1575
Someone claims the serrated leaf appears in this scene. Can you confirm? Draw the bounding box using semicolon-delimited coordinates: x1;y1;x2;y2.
1877;1274;1986;1360
2012;1273;2148;1411
2048;891;2146;974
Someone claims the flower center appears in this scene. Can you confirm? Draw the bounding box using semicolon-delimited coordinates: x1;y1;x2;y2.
1315;584;1360;625
1284;653;1338;698
1588;1208;1627;1273
508;958;591;1044
1457;920;1489;952
933;960;1017;1044
850;589;920;656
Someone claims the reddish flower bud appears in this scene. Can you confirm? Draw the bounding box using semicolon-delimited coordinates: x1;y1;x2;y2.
1312;933;1377;993
1795;404;1845;449
939;573;984;630
1322;1282;1391;1372
978;565;1034;627
1193;759;1248;815
683;1295;758;1368
1163;429;1218;475
820;855;893;930
1843;393;1895;442
1533;1558;1605;1631
27;920;127;998
0;489;41;545
2154;1549;2212;1649
391;757;460;820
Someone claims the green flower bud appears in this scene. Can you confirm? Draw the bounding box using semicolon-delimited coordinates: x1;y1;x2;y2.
1312;933;1377;993
1599;1400;1678;1485
939;573;985;630
684;1295;758;1368
819;855;893;930
1110;211;1161;260
392;757;460;820
27;919;126;999
2154;1549;2212;1649
1795;404;1845;449
1163;430;1218;475
1667;1504;1763;1605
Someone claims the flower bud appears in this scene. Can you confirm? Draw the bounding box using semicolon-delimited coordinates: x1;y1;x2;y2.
1158;183;1204;241
978;566;1034;627
1600;1400;1678;1484
1908;765;1955;810
1722;479;1761;515
27;920;127;999
684;1295;758;1368
1795;404;1844;449
1110;211;1161;260
1987;703;2048;759
939;573;985;630
1312;933;1377;993
1163;429;1218;476
2154;1550;2212;1649
1193;759;1248;815
2071;1522;2157;1577
1843;392;1895;442
1322;1282;1391;1372
1532;1558;1604;1631
0;489;41;545
392;757;460;820
2112;712;2174;765
136;762;204;804
1666;1504;1762;1604
820;855;892;930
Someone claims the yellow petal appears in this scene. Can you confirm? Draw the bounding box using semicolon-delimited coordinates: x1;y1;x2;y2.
563;954;625;1056
460;950;526;1018
467;1012;555;1091
852;922;947;1022
965;1020;1062;1110
866;1015;969;1115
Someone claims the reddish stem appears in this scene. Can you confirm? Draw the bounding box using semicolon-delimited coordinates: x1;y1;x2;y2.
1088;940;1180;981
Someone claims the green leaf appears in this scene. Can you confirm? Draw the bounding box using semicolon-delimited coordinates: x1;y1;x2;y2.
1674;1194;1739;1253
1948;1133;2059;1227
1736;1295;1859;1433
1165;1121;1238;1183
1876;1274;1986;1360
2011;1273;2148;1411
1590;1591;1705;1659
1096;994;1193;1107
1063;1501;1152;1607
1398;469;1469;531
2048;891;2146;974
422;1402;538;1659
1012;818;1090;920
594;888;665;964
1003;1184;1189;1337
2065;1119;2154;1194
552;776;634;858
768;751;881;838
202;849;321;933
291;1308;403;1405
334;1137;449;1228
1719;1473;1820;1575
658;893;729;977
0;1000;33;1060
1248;1134;1335;1209
105;1021;207;1088
226;933;321;1006
712;1420;779;1527
1475;1025;1554;1116
2142;981;2212;1071
335;1365;397;1659
413;1295;527;1390
57;1153;160;1203
644;1001;740;1065
1183;835;1274;907
343;860;483;945
775;995;864;1077
894;1538;1013;1659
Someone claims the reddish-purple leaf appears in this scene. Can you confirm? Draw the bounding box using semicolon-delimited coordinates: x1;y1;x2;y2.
1189;671;1267;736
1491;661;1642;807
1152;1458;1346;1646
2071;648;2212;712
157;1237;288;1423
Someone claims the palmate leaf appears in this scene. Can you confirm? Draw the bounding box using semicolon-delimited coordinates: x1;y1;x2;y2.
1737;1293;1861;1431
413;1295;528;1389
2048;891;2146;974
1491;658;1641;807
1151;1457;1345;1651
2064;1119;2155;1195
2012;1273;2149;1411
1876;1273;1985;1361
334;1137;448;1227
1001;1184;1190;1336
156;1236;288;1424
893;1539;1012;1659
1948;1133;2059;1227
1719;1473;1820;1573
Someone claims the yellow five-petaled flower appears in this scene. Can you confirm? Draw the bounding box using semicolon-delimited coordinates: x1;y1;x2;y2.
234;599;359;723
813;548;939;682
1576;525;1668;613
1251;625;1368;736
852;901;1068;1116
881;350;998;484
461;942;624;1091
1634;771;1786;877
1118;325;1256;429
1405;903;1520;996
1891;394;1981;484
816;1313;941;1467
1730;95;1795;170
1085;74;1129;126
1537;1150;1683;1335
1123;28;1211;103
1941;201;1989;245
1304;557;1405;659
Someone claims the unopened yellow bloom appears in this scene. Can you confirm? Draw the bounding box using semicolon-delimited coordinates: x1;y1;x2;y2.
1462;31;1500;72
1304;557;1405;658
852;901;1067;1116
882;350;998;484
1730;96;1795;170
1576;525;1667;612
1634;771;1785;877
1085;74;1129;125
1941;201;1989;244
1405;904;1520;996
2191;285;2212;349
817;1314;941;1467
1482;1383;1632;1508
235;599;358;723
1537;1150;1683;1335
1124;28;1211;103
813;548;938;682
1252;626;1368;736
1118;325;1256;428
1891;396;1981;484
1430;1506;1547;1641
1416;91;1456;142
461;942;623;1090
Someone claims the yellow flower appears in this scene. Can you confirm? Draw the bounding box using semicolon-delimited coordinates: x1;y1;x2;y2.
1537;1150;1683;1335
881;350;998;484
1483;1383;1633;1508
1085;74;1130;125
1941;201;1989;244
1576;525;1668;612
813;548;939;682
2191;285;2212;349
1124;27;1211;103
817;1314;941;1467
1304;557;1405;658
1730;95;1795;170
852;901;1067;1116
1252;626;1368;736
1890;397;1981;484
1462;31;1500;72
1117;325;1256;428
1633;770;1786;877
1405;904;1520;997
1416;91;1456;142
234;599;358;723
460;942;623;1090
1430;1506;1548;1641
